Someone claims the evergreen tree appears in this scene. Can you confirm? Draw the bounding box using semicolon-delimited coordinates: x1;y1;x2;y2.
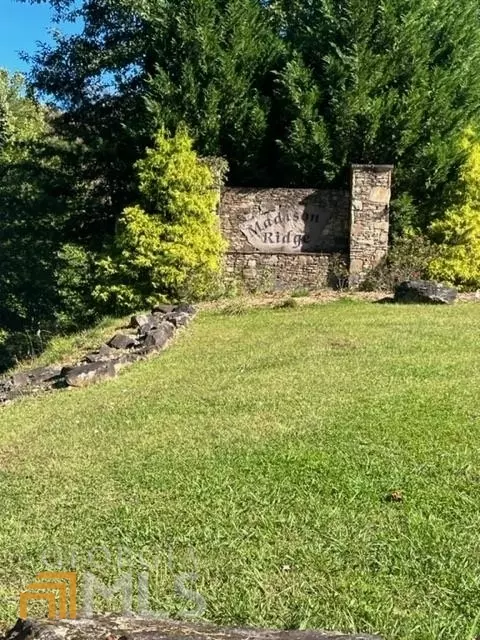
17;0;480;229
272;0;480;226
146;0;284;184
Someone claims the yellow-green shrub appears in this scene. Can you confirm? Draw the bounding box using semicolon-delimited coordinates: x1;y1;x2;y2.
94;128;227;312
428;131;480;288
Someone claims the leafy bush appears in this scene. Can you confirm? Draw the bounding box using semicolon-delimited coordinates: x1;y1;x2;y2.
389;194;420;238
94;128;227;313
328;253;350;291
428;131;480;289
362;233;436;291
55;243;97;330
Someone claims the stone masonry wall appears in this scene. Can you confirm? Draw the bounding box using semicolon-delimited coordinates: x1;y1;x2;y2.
224;252;335;291
219;167;392;290
349;165;392;287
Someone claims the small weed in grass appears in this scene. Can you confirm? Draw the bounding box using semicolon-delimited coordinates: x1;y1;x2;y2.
220;299;250;315
290;287;310;298
274;297;298;309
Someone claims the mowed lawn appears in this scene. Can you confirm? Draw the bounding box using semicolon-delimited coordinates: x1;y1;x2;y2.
1;300;480;640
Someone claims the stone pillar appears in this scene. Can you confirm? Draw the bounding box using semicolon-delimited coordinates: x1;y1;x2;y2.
349;164;393;287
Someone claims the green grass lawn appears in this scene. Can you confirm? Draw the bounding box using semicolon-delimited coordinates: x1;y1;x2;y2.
1;299;480;640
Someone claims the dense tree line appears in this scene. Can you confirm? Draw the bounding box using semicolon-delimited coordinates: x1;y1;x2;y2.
2;0;480;363
24;0;480;219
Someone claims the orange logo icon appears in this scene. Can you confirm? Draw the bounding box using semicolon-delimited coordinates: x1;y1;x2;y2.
19;572;77;620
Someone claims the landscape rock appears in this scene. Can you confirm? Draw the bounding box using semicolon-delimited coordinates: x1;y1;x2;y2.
84;343;120;363
0;379;14;395
175;302;197;315
137;315;163;335
0;379;16;403
164;311;191;328
8;365;62;390
108;333;138;350
27;365;63;384
152;303;175;314
138;322;155;336
110;352;145;372
65;361;116;387
60;364;75;377
143;322;175;349
0;302;196;404
2;617;383;640
394;280;457;305
129;314;151;329
10;372;30;388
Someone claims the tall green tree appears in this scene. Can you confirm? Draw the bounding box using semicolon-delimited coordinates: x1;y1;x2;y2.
272;0;480;228
0;70;93;335
22;0;283;199
146;0;284;184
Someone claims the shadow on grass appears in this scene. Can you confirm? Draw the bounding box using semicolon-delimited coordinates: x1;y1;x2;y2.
373;296;395;304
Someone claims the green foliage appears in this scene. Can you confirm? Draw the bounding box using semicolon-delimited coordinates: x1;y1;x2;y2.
146;0;284;184
0;70;102;344
275;56;335;185
273;0;480;212
5;0;480;341
327;253;350;291
55;244;97;330
94;205;165;312
21;0;480;227
94;128;227;312
0;71;59;331
361;232;436;291
0;69;48;149
201;156;230;191
389;193;420;238
428;132;480;288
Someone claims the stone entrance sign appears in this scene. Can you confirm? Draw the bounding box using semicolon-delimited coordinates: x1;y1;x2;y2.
219;166;393;289
239;205;333;253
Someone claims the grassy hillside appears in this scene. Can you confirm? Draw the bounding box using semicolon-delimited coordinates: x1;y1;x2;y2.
1;300;480;640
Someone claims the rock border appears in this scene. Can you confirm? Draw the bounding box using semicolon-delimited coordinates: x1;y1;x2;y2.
0;304;196;405
2;617;382;640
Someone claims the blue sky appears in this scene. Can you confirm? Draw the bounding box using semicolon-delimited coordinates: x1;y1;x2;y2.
1;0;77;74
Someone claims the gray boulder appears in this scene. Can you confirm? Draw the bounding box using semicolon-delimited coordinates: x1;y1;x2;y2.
10;372;30;388
143;322;175;349
129;314;151;329
175;302;197;315
110;352;144;372
10;365;62;389
139;316;164;335
27;365;63;384
83;343;119;363
165;311;191;328
108;333;138;350
2;617;382;640
65;361;116;387
394;280;457;305
152;303;175;314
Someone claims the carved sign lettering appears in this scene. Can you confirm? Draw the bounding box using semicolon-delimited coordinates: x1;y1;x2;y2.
239;205;332;253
